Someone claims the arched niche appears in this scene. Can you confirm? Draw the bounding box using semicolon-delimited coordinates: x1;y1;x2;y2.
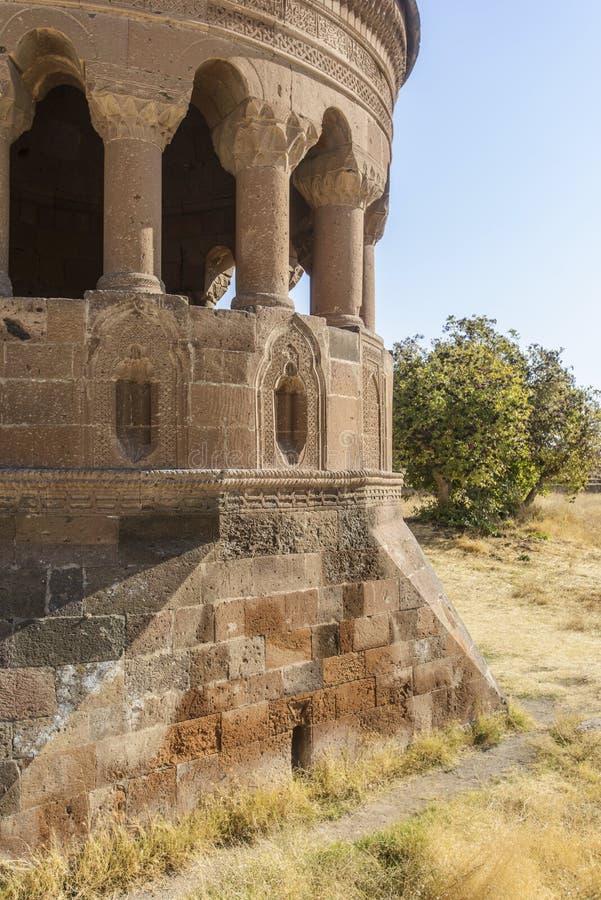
257;319;325;469
85;300;190;468
362;367;383;470
162;60;247;303
9;31;102;298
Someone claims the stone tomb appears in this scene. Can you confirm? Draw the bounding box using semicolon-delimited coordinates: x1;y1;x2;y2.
0;0;500;852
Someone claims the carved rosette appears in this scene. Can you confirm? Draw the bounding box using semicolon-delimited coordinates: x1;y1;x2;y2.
88;87;189;149
294;147;386;210
212;98;318;174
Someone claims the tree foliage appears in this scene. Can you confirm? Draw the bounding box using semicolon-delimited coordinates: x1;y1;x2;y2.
392;316;601;529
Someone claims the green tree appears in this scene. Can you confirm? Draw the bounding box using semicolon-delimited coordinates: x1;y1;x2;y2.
524;345;601;504
393;316;535;528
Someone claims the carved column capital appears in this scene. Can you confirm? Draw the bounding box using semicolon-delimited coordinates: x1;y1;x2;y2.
212;99;318;175
0;61;34;145
87;85;188;149
365;190;390;245
294;147;386;211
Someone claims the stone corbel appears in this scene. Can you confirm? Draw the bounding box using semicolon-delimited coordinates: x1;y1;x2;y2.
87;82;189;149
212;98;318;174
0;59;35;145
365;188;390;245
294;146;386;211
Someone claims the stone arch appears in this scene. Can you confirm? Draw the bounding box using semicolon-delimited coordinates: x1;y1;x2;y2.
84;299;191;468
162;60;247;301
1;9;95;63
315;107;354;153
9;29;102;298
256;317;326;469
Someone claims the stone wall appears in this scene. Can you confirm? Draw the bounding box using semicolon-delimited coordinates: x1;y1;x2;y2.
0;296;391;472
0;470;500;854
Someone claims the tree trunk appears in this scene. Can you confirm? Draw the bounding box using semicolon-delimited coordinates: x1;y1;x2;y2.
524;483;542;507
434;472;450;506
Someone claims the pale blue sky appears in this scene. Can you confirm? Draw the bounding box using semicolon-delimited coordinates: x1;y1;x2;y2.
376;0;601;389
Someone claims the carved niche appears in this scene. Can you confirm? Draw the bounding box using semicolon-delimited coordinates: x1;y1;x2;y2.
85;299;190;467
362;359;383;470
257;319;325;469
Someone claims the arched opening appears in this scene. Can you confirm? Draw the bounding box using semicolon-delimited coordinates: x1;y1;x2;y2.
275;367;308;465
9;31;102;298
162;61;247;304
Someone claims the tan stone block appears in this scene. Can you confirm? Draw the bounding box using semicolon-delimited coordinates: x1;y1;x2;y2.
363;580;400;616
311;717;359;761
220;732;291;789
365;643;412;679
245;595;286;637
329;360;361;397
318;585;343;622
311;623;339;659
353;614;389;652
323;652;366;686
20;746;95;810
266;629;312;669
214;598;246;641
193;348;252;385
46;298;86;343
156;715;220;766
246;670;284;705
285;589;319;630
189;643;229;686
190;308;256;352
282;660;323;696
2;380;79;425
413;659;453;695
125;611;172;657
125;653;189;698
408;693;433;732
173;605;214;649
222;702;270;751
416;607;439;638
5;343;73;378
206;678;248;714
0;668;56;720
31;426;84;467
0;426;34;466
126;768;177;822
190;383;254;430
335;678;376;718
375;666;413;707
389;609;419;642
176;755;223;816
95;727;165;786
15;514;118;547
228;636;265;679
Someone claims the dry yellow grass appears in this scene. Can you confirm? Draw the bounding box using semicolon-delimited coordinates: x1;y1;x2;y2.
0;713;519;900
195;721;601;900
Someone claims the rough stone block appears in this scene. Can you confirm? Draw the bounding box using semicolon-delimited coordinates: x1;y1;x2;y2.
227;636;265;679
47;567;85;617
126;768;177;822
157;715;220;766
125;653;189;698
323;652;366;686
266;629;312;669
8;617;125;668
0;668;56;720
413;659;454;695
214;599;245;642
125;612;172;657
173;606;214;649
245;596;286;637
0;762;20;816
282;660;323;696
222;702;270;751
20;746;95;810
189;643;229;686
176;755;222;816
285;589;319;630
311;623;340;660
335;678;376;718
365;643;412;679
353;614;389;652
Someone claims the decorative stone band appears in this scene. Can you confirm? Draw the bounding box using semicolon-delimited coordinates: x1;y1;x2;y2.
365;190;390;245
212;98;318;174
87;87;189;149
294;147;387;210
0;468;405;515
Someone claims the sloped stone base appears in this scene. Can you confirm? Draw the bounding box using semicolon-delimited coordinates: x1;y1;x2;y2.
0;469;501;855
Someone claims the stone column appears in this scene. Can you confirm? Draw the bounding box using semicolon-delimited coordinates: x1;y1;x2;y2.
88;88;188;293
294;149;385;329
0;63;34;297
361;191;389;332
212;100;317;310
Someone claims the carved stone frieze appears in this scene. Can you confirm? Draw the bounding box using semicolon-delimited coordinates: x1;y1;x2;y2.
212;98;318;174
87;87;189;148
294;146;386;210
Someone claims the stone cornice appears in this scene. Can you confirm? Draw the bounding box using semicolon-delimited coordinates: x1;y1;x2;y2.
212;98;318;174
0;468;404;514
6;0;413;138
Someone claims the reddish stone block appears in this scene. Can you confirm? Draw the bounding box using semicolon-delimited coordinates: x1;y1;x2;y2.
157;715;220;766
266;628;312;669
222;702;270;751
339;620;354;654
285;589;319;630
353;614;389;652
126;768;177;822
245;595;286;637
323;652;366;686
413;659;453;695
365;643;412;679
335;678;376;718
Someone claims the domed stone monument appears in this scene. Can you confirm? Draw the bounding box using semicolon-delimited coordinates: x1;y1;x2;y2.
0;0;500;852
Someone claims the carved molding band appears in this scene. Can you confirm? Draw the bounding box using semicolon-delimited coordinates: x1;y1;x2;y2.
88;89;189;148
213;99;318;174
